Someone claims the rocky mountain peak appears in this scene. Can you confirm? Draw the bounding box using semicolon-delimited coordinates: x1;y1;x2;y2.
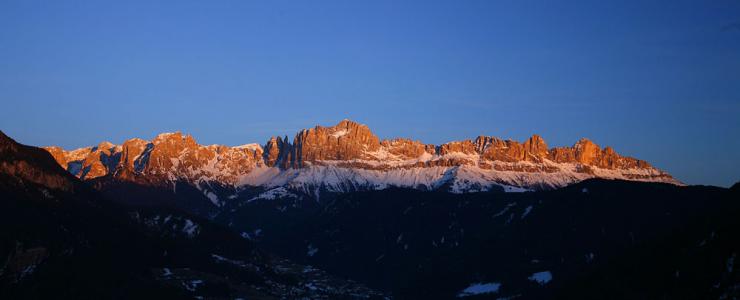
573;138;601;165
291;119;381;166
380;138;434;159
95;141;115;151
264;136;291;167
523;134;548;161
152;132;197;147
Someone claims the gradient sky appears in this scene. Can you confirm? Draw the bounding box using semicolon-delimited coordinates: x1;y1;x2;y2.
1;1;739;187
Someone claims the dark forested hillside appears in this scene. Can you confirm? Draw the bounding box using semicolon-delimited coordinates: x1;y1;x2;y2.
215;180;740;299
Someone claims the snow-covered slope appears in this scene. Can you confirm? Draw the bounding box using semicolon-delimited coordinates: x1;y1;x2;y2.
239;161;675;196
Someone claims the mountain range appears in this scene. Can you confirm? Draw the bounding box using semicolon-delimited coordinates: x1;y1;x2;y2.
43;119;679;207
3;123;738;299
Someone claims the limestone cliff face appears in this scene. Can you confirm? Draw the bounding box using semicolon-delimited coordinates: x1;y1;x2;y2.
475;137;523;162
264;137;283;167
44;146;68;168
264;136;292;168
120;138;149;173
42;119;679;192
523;135;548;162
381;138;434;159
44;132;264;186
291;119;381;166
439;140;477;156
548;138;651;170
42;142;119;180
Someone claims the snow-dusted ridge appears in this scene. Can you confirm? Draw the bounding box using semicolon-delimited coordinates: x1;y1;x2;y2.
236;163;677;195
234;143;263;151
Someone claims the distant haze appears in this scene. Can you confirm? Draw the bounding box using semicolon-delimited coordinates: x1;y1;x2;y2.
1;1;738;187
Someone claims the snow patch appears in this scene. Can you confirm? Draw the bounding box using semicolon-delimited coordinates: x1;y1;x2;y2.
182;279;203;292
182;219;200;238
248;187;297;202
728;253;736;273
204;191;220;206
586;252;595;263
330;129;349;138
457;282;501;297
504;185;530;192
18;265;37;280
307;244;319;257
234;143;262;152
521;205;533;219
528;271;552;285
211;254;248;268
494;203;516;218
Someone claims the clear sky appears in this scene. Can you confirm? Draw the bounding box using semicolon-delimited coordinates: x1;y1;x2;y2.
1;1;739;187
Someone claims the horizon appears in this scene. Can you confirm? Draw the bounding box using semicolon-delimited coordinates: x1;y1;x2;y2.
2;1;739;187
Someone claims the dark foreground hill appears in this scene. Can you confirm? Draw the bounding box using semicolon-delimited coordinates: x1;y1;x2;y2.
0;131;386;299
213;180;740;299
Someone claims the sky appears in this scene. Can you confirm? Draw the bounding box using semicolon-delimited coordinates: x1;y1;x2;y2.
1;1;739;187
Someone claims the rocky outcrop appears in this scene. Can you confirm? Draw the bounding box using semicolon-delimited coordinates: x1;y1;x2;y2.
523;135;548;161
264;136;291;168
291;119;381;166
44;146;68;168
548;138;651;170
44;132;264;187
120;138;149;173
41;119;679;194
381;138;434;159
439;140;478;156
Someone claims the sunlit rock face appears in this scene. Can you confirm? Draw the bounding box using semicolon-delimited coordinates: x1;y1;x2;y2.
291;119;381;166
45;132;264;187
43;119;680;197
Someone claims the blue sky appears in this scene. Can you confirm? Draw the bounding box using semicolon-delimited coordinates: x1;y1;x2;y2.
1;1;738;186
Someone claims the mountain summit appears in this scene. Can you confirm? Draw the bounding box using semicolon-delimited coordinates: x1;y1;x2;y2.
43;120;679;203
